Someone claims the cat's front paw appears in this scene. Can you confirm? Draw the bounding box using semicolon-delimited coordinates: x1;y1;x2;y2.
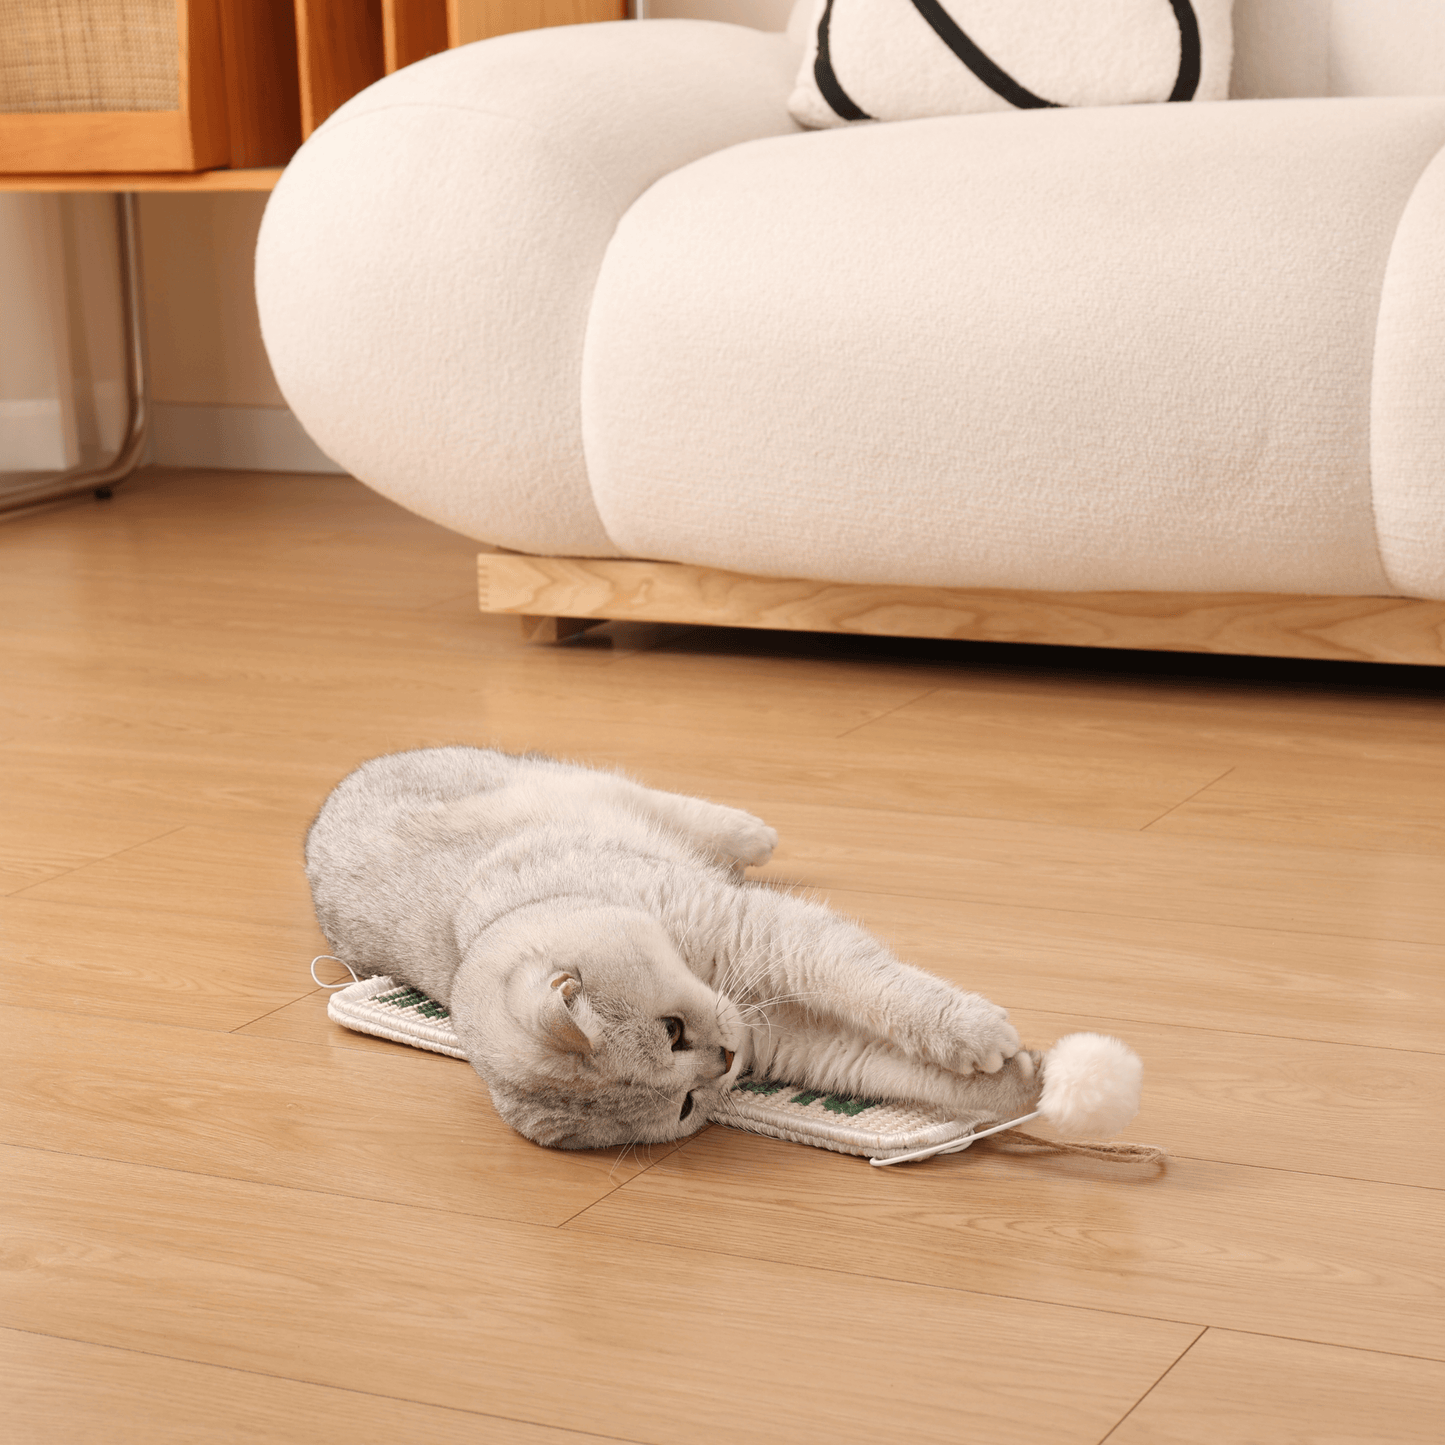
946;998;1021;1075
715;812;778;869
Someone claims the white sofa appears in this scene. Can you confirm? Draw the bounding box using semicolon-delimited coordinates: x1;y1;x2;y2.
256;4;1445;659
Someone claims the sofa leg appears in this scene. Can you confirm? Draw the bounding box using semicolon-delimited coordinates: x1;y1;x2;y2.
519;615;603;643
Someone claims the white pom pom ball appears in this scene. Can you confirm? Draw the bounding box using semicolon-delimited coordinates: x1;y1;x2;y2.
1038;1033;1142;1138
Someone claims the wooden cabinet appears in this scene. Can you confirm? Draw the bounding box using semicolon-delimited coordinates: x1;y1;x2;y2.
0;0;624;178
290;1;630;137
221;0;303;167
275;1;628;143
0;1;300;173
294;0;385;136
384;0;452;73
448;2;627;47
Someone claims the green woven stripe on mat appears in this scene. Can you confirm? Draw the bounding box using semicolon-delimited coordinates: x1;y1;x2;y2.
374;986;451;1021
736;1078;883;1116
821;1095;878;1116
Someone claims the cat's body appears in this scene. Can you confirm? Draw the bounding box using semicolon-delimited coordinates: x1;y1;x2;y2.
306;747;1041;1148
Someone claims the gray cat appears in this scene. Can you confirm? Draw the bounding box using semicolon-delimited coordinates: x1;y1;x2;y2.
305;746;1046;1149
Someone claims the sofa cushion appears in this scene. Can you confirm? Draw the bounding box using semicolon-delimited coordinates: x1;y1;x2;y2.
582;98;1445;597
789;0;1234;129
256;21;800;557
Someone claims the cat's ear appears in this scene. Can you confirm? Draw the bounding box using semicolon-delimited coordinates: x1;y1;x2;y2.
534;970;595;1056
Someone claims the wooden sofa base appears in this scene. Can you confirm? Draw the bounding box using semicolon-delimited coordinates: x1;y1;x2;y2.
478;554;1445;666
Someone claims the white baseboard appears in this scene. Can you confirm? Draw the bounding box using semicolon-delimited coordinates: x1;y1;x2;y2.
148;403;346;474
0;397;77;470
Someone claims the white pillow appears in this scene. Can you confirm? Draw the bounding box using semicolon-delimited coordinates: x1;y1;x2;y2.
788;0;1234;129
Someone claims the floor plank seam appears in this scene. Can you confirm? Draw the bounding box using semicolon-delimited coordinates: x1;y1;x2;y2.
0;1324;649;1444
1012;1005;1445;1058
811;880;1444;948
552;1219;1227;1335
1187;1323;1445;1366
1137;767;1237;831
760;802;1445;862
558;1217;1445;1362
0;998;356;1044
0;1139;633;1232
235;1033;473;1065
1000;1149;1444;1192
227;987;328;1035
0;893;318;930
2;823;191;899
1095;1326;1208;1444
830;686;941;739
550;1134;696;1229
766;800;1196;834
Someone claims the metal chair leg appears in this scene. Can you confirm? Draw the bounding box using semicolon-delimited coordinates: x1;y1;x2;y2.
0;191;150;515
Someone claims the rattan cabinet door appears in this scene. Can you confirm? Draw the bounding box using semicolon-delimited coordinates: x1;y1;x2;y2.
0;0;302;173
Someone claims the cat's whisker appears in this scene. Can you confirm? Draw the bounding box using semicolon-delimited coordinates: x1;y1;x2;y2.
737;991;823;1021
740;988;822;1007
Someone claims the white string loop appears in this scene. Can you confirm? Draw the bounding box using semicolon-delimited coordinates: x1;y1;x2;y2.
310;954;360;990
869;1109;1043;1167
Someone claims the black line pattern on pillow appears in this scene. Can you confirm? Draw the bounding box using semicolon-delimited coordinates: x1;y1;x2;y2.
816;0;1203;123
813;0;872;122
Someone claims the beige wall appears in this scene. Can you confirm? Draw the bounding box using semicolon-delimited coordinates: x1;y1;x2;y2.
1;193;127;471
139;192;284;409
0;196;67;405
1233;0;1445;100
645;1;790;27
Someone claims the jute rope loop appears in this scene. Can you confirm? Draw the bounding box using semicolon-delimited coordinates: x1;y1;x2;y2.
990;1130;1168;1165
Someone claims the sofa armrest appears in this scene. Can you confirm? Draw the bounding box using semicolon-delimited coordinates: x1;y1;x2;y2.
256;21;800;554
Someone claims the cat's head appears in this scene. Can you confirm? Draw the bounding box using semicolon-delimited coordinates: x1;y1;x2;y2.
451;905;747;1149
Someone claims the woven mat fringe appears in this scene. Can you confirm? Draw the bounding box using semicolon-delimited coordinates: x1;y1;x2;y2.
989;1130;1168;1165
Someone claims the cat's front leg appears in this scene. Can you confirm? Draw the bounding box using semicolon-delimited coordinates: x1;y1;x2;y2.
854;963;1021;1077
747;1011;1043;1121
734;887;1019;1076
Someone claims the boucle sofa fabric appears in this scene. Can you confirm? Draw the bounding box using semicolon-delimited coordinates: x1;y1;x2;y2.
584;96;1445;596
788;0;1233;129
1373;145;1445;599
255;21;801;557
257;20;1445;600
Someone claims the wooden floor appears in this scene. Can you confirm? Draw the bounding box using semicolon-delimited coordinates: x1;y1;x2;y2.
4;468;1443;1444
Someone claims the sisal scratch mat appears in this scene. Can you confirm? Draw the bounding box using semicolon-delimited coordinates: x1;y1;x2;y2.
328;975;982;1161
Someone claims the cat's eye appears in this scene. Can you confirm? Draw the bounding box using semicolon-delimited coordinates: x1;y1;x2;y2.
662;1016;689;1051
678;1092;695;1121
